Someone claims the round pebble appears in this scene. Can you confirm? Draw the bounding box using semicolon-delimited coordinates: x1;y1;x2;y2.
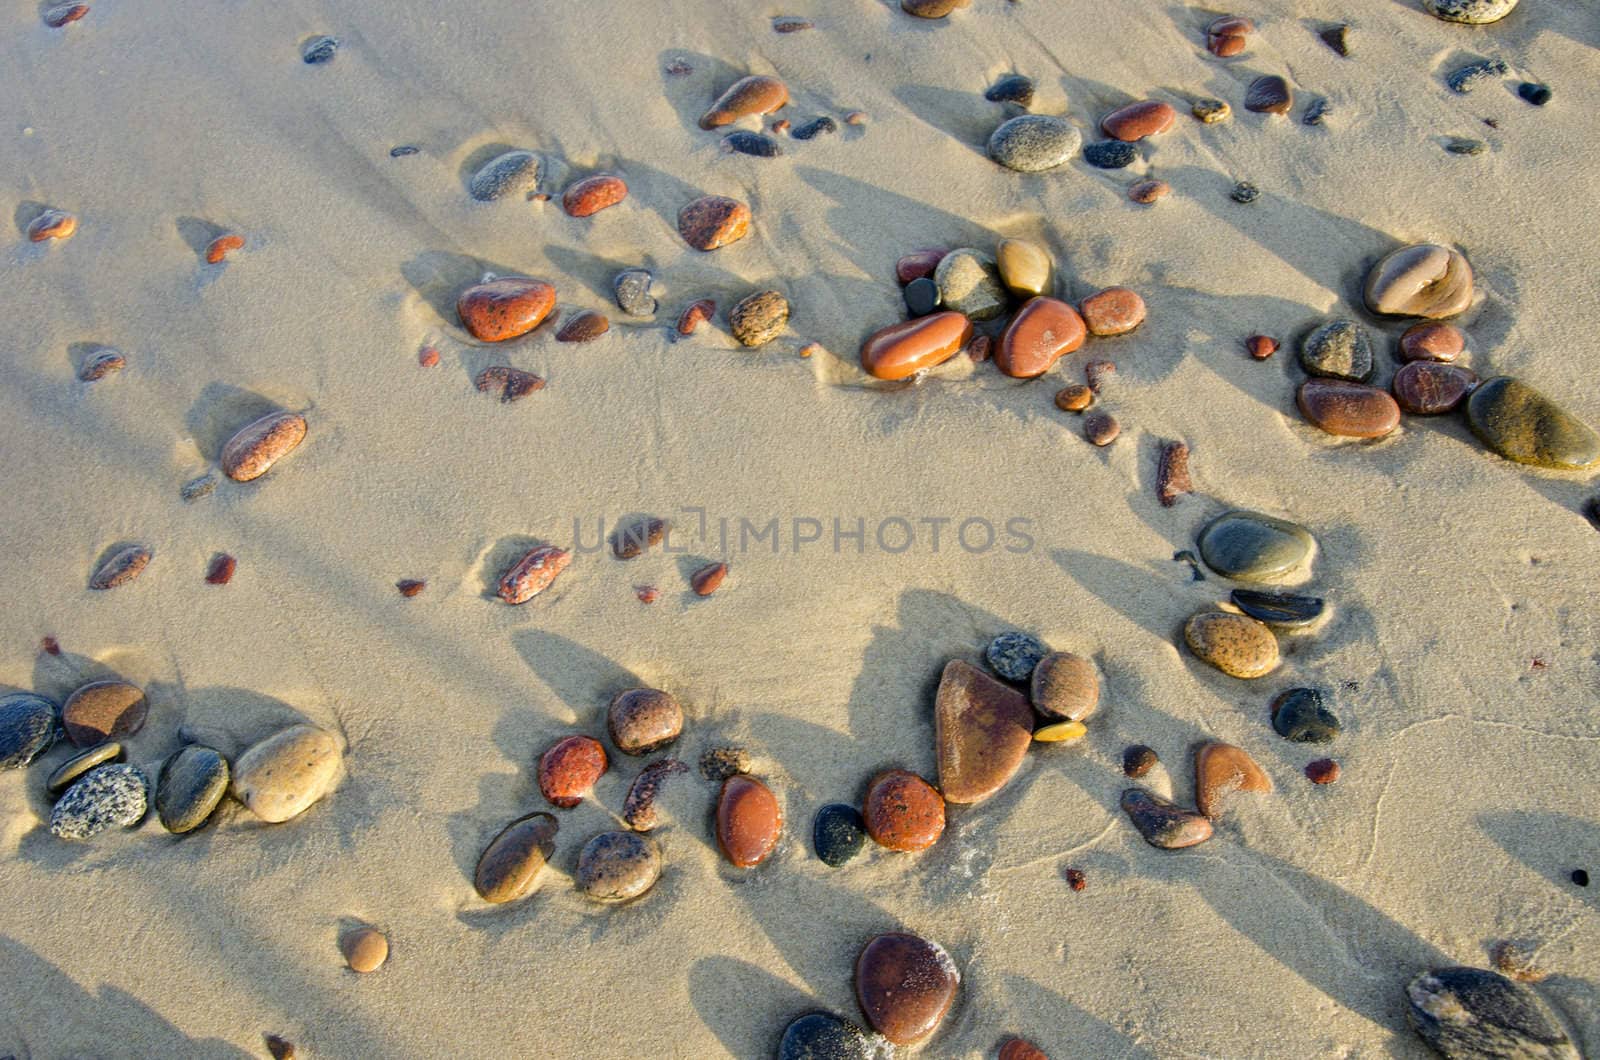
1085;411;1120;446
1207;15;1253;56
1080;287;1146;336
934;249;1007;320
792;116;838;140
730;290;790;347
1364;244;1473;319
231;725;341;823
612;269;656;317
987;115;1081;173
778;1012;877;1060
996;296;1086;377
1466;377;1600;470
1001;1039;1049;1060
1297;379;1402;438
1055;384;1093;412
995;238;1052;299
469;150;541;202
1271;688;1341;743
48;742;124;794
813;804;868;868
607;688;683;756
854;933;959;1046
1230;181;1260;203
1082;140;1137;169
0;693;57;770
1399;322;1466;363
154;745;229;833
863;769;945;852
1184;611;1280;679
1392;361;1479;415
1247;335;1279;360
474;812;558;903
1306;759;1341;784
904;277;941;316
678;195;751;252
716;774;783;867
1518;82;1552;106
1120;788;1212;849
986;631;1049;682
50;763;147;839
1422;0;1519;24
1244;75;1293;115
342;927;388;973
1193;99;1231;123
896;249;946;285
724;131;781;158
1199;511;1316;581
1030;651;1099;721
537;735;608;808
1406;967;1576;1059
62;680;147;748
1194;741;1273;818
301;35;338;64
576;830;661;901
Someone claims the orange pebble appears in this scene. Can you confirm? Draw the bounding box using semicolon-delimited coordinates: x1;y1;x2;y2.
205;234;245;264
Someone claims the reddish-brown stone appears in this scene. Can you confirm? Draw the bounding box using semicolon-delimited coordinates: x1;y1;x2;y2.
1207;16;1253;57
699;75;789;129
418;346;440;367
1247;335;1279;360
690;561;728;596
1158;440;1192;506
1101;101;1177;142
205;554;236;585
896;249;946;285
1000;1038;1050;1060
935;660;1033;804
716;774;782;867
556;310;609;343
537;735;607;809
678;195;751;251
475;366;546;402
1297;379;1401;438
863;769;945;851
860;312;973;381
396;579;426;597
1080;287;1147;336
561;174;628;218
205;234;244;264
676;299;717;336
1399;322;1466;363
1030;651;1099;721
1085;411;1120;446
456;278;557;342
996;297;1086;378
497;544;571;604
1392;361;1478;415
1055;384;1093;412
607;688;683;755
27;209;76;242
1195;741;1272;819
222;411;307;482
89;545;150;589
967;334;992;363
62;681;148;747
1130;179;1170;204
854;933;959;1046
1306;758;1340;784
1085;359;1116;392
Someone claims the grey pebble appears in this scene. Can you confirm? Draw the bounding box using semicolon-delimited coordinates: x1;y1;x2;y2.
1447;138;1488;155
469;150;541;202
0;694;57;770
984;74;1035;107
1301;319;1375;382
791;116;838;140
1407;967;1579;1060
576;830;661;901
988;115;1081;173
986;631;1048;683
1231;181;1260;203
613;269;657;317
156;745;231;833
1304;98;1333;126
302;36;339;64
50;763;148;840
1447;58;1508;95
181;473;218;502
390;145;420;158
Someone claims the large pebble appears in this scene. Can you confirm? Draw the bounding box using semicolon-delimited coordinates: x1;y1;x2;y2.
607;688;683;756
935;660;1033;804
678;195;751;251
779;1012;877;1060
700;75;788;128
497;544;571;604
1399;322;1466;363
863;769;944;852
222;411;307;482
1297;380;1401;438
474;811;558;903
48;742;124;794
50;763;147;839
1422;0;1519;24
0;693;57;769
1184;611;1280;679
730;290;790;347
1271;688;1341;743
1300;320;1374;382
1229;589;1324;627
996;296;1086;378
988;115;1081;173
985;631;1048;682
934;249;1007;320
1198;511;1316;582
1120;788;1211;849
813;803;867;867
1407;967;1578;1059
155;745;229;833
469;151;541;202
1030;651;1099;721
860;312;972;380
1466;377;1600;470
1364;244;1473;319
537;735;607;808
1392;361;1478;415
576;830;661;901
854;933;959;1046
230;724;341;823
456;278;557;342
716;774;782;867
62;680;147;747
1101;101;1176;141
995;239;1051;298
1194;741;1273;818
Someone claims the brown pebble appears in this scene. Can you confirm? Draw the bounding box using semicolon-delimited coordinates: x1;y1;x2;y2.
935;659;1033;804
1129;179;1170;204
677;299;717;336
772;118;791;134
800;342;822;358
1079;287;1146;337
636;585;661;603
89;545;151;590
474;366;546;402
1157;440;1192;506
622;758;688;831
44;3;89;26
861;312;973;380
1490;940;1547;983
1030;651;1099;721
342;927;388;973
1001;1037;1050;1060
1399;322;1466;363
456;277;557;342
78;348;126;381
730;290;790;347
610;516;667;560
537;735;607;809
716;774;783;867
691;561;728;596
996;297;1086;378
678;195;751;252
1392;361;1478;415
700;75;789;129
63;680;148;747
556;310;609;343
901;0;970;17
607;688;683;755
863;769;945;852
844;110;867;125
1101;101;1177;142
474;811;558;903
1305;758;1340;785
418;346;440;367
1247;335;1279;360
1064;869;1086;893
854;932;960;1046
1085;411;1120;446
205;554;236;585
1123;744;1159;778
699;746;751;782
1055;384;1093;412
222;410;307;481
1244;75;1293;115
896;248;946;285
265;1035;296;1060
42;636;61;656
27;209;76;243
1297;379;1402;438
396;579;425;597
561;174;628;218
1207;15;1252;56
1195;741;1273;818
967;334;992;363
1085;359;1116;392
773;16;813;32
497;544;571;604
205;234;244;264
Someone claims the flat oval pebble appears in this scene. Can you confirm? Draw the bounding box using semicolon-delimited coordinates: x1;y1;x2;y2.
1300;320;1374;382
609;516;667;560
607;688;683;755
986;631;1049;682
537;735;607;808
78;347;126;381
1423;0;1519;24
1056;384;1093;412
1085;411;1120;446
691;561;728;596
854;933;959;1046
1198;510;1316;582
1080;287;1146;336
1406;967;1577;1060
1130;179;1170;204
791;116;838;140
469;150;541;202
1244;75;1293;115
44;4;89;28
678;195;751;251
89;545;152;589
716;774;782;867
0;693;57;769
863;769;944;852
1364;244;1473;319
562;174;627;217
1030;651;1099;721
342;927;388;973
1102;100;1176;141
622;758;688;831
1207;15;1253;57
731;290;789;347
497;544;571;604
934;249;1006;320
154;744;229;833
555;310;609;343
1229;589;1324;627
27;209;76;244
456;277;556;342
231;724;340;823
995;239;1051;299
1193;98;1231;123
1195;741;1273;819
996;296;1087;378
1033;720;1086;743
813;803;867;868
474;811;558;903
48;742;123;794
1466;377;1600;470
724;131;781;157
62;680;147;747
1306;758;1341;784
1392;361;1478;415
1400;322;1466;363
1271;688;1341;743
988;115;1081;173
860;311;972;381
221;410;306;482
1120;788;1212;849
778;1012;877;1060
1082;140;1138;169
51;763;147;839
613;268;657;317
576;830;661;901
902;0;970;16
895;249;945;285
1000;1039;1050;1060
1184;611;1280;679
935;659;1033;804
700;75;788;129
1297;379;1402;438
986;74;1035;107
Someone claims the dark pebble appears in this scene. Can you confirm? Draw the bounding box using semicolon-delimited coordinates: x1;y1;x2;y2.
1122;744;1159;778
0;693;57;770
389;145;420;157
813;803;867;868
1231;181;1260;203
1229;589;1325;627
1270;688;1341;743
1173;549;1206;581
985;74;1035;107
1244;75;1293;114
556;310;609;343
904;277;941;316
725;131;782;157
1518;82;1552;106
1304;98;1333;126
1320;24;1351;57
1447;58;1507;94
778;1012;877;1060
1082;140;1138;169
181;473;217;502
986;631;1049;682
1572;869;1589;886
700;746;751;781
1447;138;1488;156
1393;361;1479;415
792;116;838;140
1120;788;1212;849
610;516;667;559
773;16;814;32
302;35;339;64
155;745;230;833
1406;967;1579;1060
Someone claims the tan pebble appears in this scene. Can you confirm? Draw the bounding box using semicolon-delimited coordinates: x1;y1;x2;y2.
1184;610;1279;678
1193;99;1231;123
1055;384;1093;412
995;238;1052;298
1194;741;1272;819
497;545;572;604
1030;651;1099;720
1079;287;1146;336
730;290;790;347
342;927;388;973
63;680;148;747
474;812;558;902
799;341;822;358
1364;243;1473;319
230;724;342;823
221;411;307;482
1130;179;1170;204
561;174;628;218
700;75;788;129
844;110;867;125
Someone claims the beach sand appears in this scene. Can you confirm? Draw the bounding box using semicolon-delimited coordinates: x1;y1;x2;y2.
2;0;1597;1056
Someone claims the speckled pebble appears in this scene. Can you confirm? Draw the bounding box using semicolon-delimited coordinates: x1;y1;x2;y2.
988;115;1081;172
613;269;657;317
1082;140;1138;169
778;1012;878;1060
1184;611;1280;679
985;75;1035;107
813;803;867;868
986;631;1049;682
1406;967;1578;1059
1300;319;1375;382
576;830;661;901
50;763;147;839
0;693;57;770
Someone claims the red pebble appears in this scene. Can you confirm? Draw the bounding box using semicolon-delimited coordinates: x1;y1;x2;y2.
1306;759;1340;784
1000;1037;1050;1060
396;579;426;597
41;636;61;656
677;299;717;336
1247;335;1279;360
1065;867;1086;891
537;735;608;808
205;554;236;585
418;346;440;368
691;562;728;597
967;334;992;362
636;586;661;604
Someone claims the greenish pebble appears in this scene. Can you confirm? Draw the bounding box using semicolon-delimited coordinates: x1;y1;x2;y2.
1466;377;1600;471
1198;511;1316;582
47;742;124;795
156;745;231;833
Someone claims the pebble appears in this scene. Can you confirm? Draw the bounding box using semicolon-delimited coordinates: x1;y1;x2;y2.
724;131;781;158
1271;688;1341;743
996;296;1087;378
1304;98;1334;126
700;746;751;782
1158;440;1192;507
904;277;941;316
1085;359;1116;392
475;366;545;402
1082;140;1137;169
205;234;245;264
1491;941;1548;983
1000;1039;1050;1060
47;742;124;795
1184;611;1280;679
1424;0;1519;22
622;758;688;831
1030;651;1099;721
986;75;1035;107
1518;82;1552;106
902;0;970;18
677;299;717;336
1192;99;1230;123
792;116;838;140
995;239;1052;299
1300;319;1375;382
50;764;147;839
497;544;571;604
701;75;789;129
773;16;814;32
1055;384;1093;412
1392;361;1479;415
43;4;89;27
301;36;338;64
813;803;868;867
456;277;557;342
731;290;790;347
89;545;152;589
154;745;229;833
607;688;683;756
1130;179;1170;204
1080;287;1146;336
1573;870;1589;887
854;933;959;1046
265;1034;296;1059
1297;379;1402;439
612;269;656;317
474;812;558;903
1399;322;1466;362
1195;741;1273;818
1207;15;1252;57
1229;589;1324;627
1306;759;1341;784
691;561;728;596
1199;510;1316;582
390;145;420;158
863;769;945;851
1101;101;1177;141
1247;335;1279;360
576;830;661;901
716;774;783;867
62;680;148;747
78;348;124;382
1085;412;1120;447
1120;788;1212;849
537;735;607;808
678;195;751;251
988;115;1081;173
1230;181;1260;204
1320;24;1351;57
181;473;218;502
986;632;1049;682
1033;720;1087;743
778;1012;877;1060
1447;137;1488;156
967;335;990;362
1364;244;1473;319
1447;58;1509;95
935;659;1033;803
1244;75;1293;115
610;516;667;560
1466;377;1600;470
223;409;306;481
231;724;341;823
342;927;388;974
934;248;1007;320
1406;967;1577;1059
556;310;609;343
562;174;627;217
1123;745;1159;778
896;249;946;285
468;150;540;202
860;312;972;380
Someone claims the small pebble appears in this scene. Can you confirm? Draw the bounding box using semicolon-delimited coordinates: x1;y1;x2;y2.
904;277;941;316
1424;0;1519;23
1129;179;1170;204
47;742;124;795
676;299;716;336
1271;688;1341;743
1305;758;1341;784
556;310;609;343
1301;319;1374;382
691;561;728;596
1055;385;1093;412
1297;379;1402;439
792;116;838;140
613;269;657;317
576;830;661;901
1244;75;1293;115
778;1013;876;1060
1082;140;1138;169
223;409;307;480
89;545;152;590
231;724;341;823
724;131;781;158
1229;589;1324;627
1320;24;1351;57
986;631;1049;682
1194;741;1273;818
985;75;1035;107
699;746;750;782
1572;870;1589;887
1121;788;1212;849
50;764;147;839
1157;440;1192;507
854;932;960;1046
607;688;683;756
1033;720;1086;743
665;59;693;76
773;16;814;32
1303;98;1333;126
1490;940;1547;983
417;346;440;367
1085;412;1120;446
863;769;945;852
1206;15;1252;57
205;234;244;264
700;75;789;129
716;774;783;868
730;290;790;347
155;744;229;833
1400;322;1466;363
966;334;990;362
1063;870;1086;894
1085;359;1116;392
205;554;236;585
844;111;867;126
537;735;607;808
1447;58;1508;94
678;195;751;251
1230;181;1260;203
497;544;570;603
474;812;558;903
610;516;667;559
1192;99;1231;124
635;585;661;604
43;4;89;27
1185;611;1280;679
474;366;545;403
801;341;823;358
301;36;339;64
41;636;61;655
1123;745;1159;778
1101;101;1177;142
1518;82;1552;106
27;209;76;243
1448;137;1488;156
389;145;420;158
1002;1039;1050;1060
813;803;868;867
771;119;790;135
342;927;388;974
1406;967;1577;1059
1247;335;1279;360
78;347;125;381
901;0;969;17
1080;287;1146;336
265;1035;295;1060
562;174;628;217
988;115;1081;173
622;758;688;831
181;473;218;502
1030;651;1099;720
